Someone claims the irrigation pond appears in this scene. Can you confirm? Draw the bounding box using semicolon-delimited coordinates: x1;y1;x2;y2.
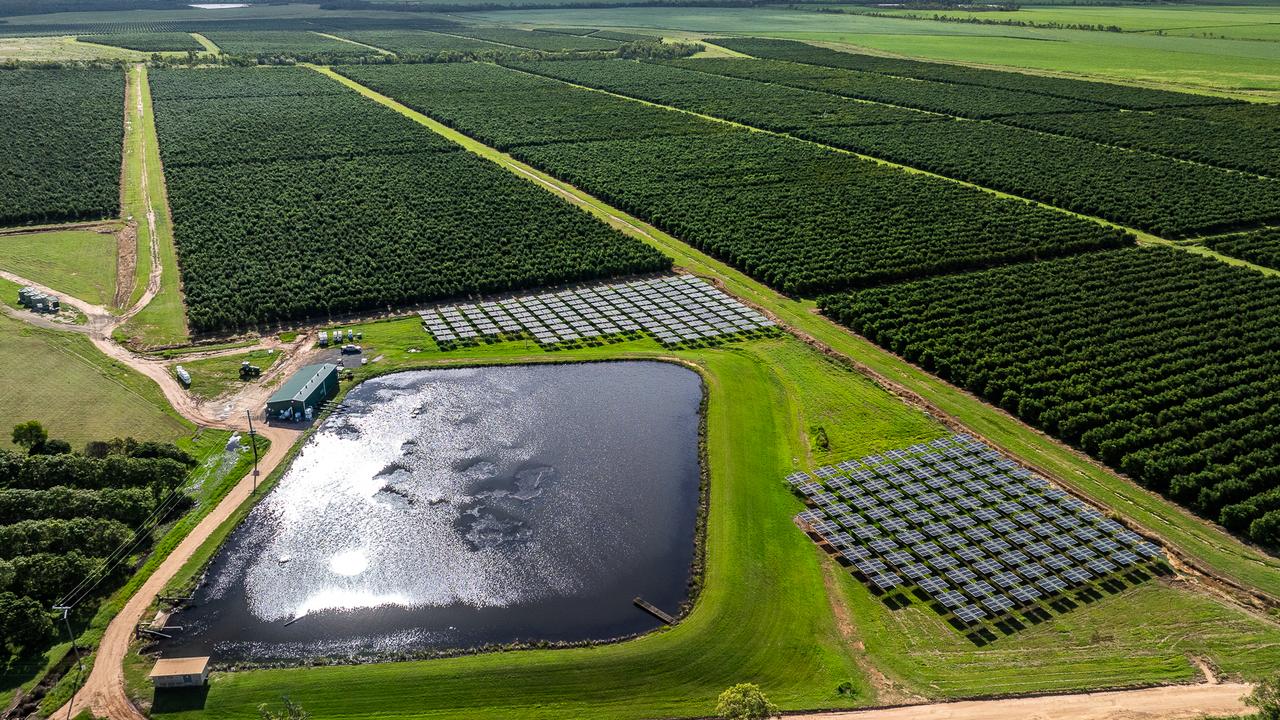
161;361;703;662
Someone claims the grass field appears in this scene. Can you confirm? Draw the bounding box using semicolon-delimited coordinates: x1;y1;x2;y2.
0;35;148;61
0;310;191;449
461;7;1280;95
0;228;118;306
142;325;1280;719
172;348;282;402
874;5;1280;41
117;64;190;349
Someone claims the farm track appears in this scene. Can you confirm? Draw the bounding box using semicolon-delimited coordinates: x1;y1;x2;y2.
789;681;1250;720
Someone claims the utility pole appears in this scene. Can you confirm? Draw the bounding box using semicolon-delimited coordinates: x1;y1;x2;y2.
52;605;83;720
246;410;260;493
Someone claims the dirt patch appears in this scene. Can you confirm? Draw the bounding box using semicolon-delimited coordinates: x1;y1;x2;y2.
114;222;138;309
819;552;921;706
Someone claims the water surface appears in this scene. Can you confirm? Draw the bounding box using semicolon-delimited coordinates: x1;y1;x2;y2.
162;361;702;661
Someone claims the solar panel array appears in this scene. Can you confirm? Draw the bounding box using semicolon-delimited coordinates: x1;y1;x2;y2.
419;275;776;348
790;434;1164;629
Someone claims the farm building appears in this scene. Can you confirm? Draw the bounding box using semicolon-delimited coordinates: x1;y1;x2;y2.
149;656;210;688
265;363;339;420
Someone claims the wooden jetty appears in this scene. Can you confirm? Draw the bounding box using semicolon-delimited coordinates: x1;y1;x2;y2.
633;597;675;625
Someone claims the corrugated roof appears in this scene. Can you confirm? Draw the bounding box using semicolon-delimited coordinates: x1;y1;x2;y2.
150;656;209;677
267;363;337;406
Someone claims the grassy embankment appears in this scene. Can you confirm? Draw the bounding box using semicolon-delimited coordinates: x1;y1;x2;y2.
117;64;189;349
459;6;1280;96
148;324;1280;720
319;66;1280;601
0;228;118;307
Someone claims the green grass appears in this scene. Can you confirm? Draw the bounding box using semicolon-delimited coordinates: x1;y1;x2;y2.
459;6;1280;95
147;329;1280;718
172;348;283;402
0;227;118;306
843;570;1280;695
874;5;1280;41
0;35;148;61
0;310;191;450
117;64;190;349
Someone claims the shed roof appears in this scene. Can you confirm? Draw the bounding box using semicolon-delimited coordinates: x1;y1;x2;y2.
150;656;210;678
267;363;337;406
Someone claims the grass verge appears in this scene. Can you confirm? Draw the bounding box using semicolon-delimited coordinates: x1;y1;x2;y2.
117;64;189;349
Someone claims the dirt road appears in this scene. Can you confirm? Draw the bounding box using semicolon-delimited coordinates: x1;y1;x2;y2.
57;422;297;720
790;682;1251;720
0;267;304;720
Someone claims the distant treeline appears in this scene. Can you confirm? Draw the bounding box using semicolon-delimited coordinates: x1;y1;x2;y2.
0;0;288;17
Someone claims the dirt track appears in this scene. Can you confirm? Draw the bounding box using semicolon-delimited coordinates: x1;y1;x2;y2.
790;682;1251;720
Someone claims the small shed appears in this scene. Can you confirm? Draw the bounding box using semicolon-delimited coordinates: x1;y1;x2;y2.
149;656;210;688
265;362;339;420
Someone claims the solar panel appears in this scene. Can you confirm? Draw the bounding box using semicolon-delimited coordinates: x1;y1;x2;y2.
929;554;960;570
901;563;932;580
841;547;871;563
965;527;994;542
954;605;987;624
885;550;915;567
1111;550;1139;566
898;530;925;545
1062;567;1093;584
871;572;903;590
915;541;944;558
1016;563;1048;579
981;596;1015;615
1087;558;1117;575
1043;555;1072;571
992;571;1021;588
1036;577;1068;595
973;558;1003;575
1010;585;1042;604
918;576;950;595
937;591;967;609
982;539;1012;555
923;523;952;538
868;538;898;554
956;546;985;562
1135;541;1163;559
947;567;978;584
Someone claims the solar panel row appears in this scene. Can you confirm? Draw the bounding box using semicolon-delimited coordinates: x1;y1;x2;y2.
420;275;775;347
791;434;1165;629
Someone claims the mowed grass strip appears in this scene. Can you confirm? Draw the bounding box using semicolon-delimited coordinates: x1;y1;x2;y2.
118;64;190;348
0;228;117;306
